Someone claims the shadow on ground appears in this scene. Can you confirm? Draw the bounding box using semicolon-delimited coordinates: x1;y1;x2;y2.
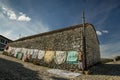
0;58;41;80
89;62;120;76
50;76;69;80
0;57;70;80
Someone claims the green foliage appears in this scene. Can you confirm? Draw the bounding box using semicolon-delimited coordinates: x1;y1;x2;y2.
115;56;120;61
101;58;113;63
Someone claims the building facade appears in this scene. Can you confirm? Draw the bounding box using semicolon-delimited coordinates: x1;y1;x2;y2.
8;23;100;68
0;35;12;51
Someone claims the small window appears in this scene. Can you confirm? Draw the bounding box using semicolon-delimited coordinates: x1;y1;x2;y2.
2;39;5;43
1;39;5;43
5;41;8;44
0;39;2;43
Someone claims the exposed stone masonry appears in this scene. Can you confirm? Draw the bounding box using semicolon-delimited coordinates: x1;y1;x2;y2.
8;23;100;69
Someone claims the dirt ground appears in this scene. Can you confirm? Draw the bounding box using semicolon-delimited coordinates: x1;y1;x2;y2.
0;53;120;80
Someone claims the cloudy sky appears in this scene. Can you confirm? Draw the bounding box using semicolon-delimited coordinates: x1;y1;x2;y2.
0;0;120;58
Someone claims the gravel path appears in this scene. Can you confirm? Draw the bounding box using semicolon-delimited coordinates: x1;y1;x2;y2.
0;53;71;80
75;59;120;80
0;53;120;80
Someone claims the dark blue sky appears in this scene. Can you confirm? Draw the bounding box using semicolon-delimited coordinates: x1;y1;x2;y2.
0;0;120;58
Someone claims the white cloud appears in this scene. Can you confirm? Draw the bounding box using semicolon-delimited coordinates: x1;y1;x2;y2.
18;14;31;21
2;6;17;20
96;30;109;36
96;31;102;36
0;4;49;40
102;30;109;33
0;16;49;40
0;21;50;40
9;13;17;20
19;12;23;15
1;6;31;22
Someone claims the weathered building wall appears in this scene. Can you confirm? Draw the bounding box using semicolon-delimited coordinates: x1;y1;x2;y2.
85;25;100;67
9;25;83;51
8;23;100;68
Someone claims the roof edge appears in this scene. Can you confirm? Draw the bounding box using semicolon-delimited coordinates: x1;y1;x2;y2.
14;23;97;42
0;35;13;42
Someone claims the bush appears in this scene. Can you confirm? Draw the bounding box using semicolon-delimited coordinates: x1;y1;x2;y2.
115;56;120;61
101;58;113;63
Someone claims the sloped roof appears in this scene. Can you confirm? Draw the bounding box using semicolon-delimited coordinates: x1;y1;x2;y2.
0;35;12;42
15;23;99;44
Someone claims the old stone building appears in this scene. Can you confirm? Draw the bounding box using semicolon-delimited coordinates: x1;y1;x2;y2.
8;23;100;69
